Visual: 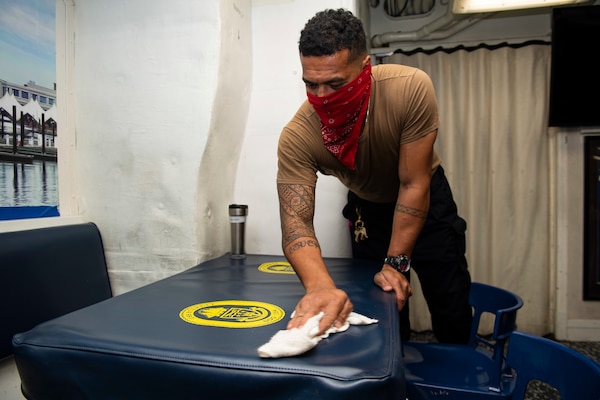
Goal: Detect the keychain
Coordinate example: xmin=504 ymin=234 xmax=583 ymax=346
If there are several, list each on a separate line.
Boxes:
xmin=354 ymin=207 xmax=368 ymax=243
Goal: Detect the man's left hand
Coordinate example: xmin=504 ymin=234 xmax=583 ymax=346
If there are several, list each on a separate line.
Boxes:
xmin=374 ymin=264 xmax=413 ymax=311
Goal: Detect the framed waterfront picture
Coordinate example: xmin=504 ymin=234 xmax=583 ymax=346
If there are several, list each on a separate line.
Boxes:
xmin=0 ymin=0 xmax=58 ymax=219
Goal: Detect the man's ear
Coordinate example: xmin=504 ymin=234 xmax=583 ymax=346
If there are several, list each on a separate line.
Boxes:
xmin=362 ymin=54 xmax=371 ymax=68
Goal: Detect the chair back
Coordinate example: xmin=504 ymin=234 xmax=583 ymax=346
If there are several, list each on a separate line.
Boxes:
xmin=404 ymin=282 xmax=524 ymax=399
xmin=467 ymin=282 xmax=524 ymax=388
xmin=469 ymin=282 xmax=524 ymax=345
xmin=506 ymin=330 xmax=600 ymax=400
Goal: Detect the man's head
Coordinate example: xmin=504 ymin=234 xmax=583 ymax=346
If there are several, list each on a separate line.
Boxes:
xmin=299 ymin=9 xmax=367 ymax=65
xmin=299 ymin=9 xmax=370 ymax=98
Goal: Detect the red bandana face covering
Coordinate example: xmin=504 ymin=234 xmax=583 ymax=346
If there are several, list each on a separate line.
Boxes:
xmin=307 ymin=64 xmax=372 ymax=170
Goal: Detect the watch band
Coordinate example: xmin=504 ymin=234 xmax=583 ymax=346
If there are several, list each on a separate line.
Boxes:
xmin=383 ymin=255 xmax=411 ymax=272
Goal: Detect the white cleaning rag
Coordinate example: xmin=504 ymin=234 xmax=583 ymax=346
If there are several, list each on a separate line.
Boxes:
xmin=257 ymin=311 xmax=378 ymax=358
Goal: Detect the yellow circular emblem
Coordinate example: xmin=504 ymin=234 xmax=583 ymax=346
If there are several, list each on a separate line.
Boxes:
xmin=257 ymin=261 xmax=296 ymax=274
xmin=179 ymin=300 xmax=285 ymax=328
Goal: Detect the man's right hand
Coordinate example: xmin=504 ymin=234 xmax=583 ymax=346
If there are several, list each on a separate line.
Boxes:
xmin=278 ymin=183 xmax=354 ymax=335
xmin=287 ymin=286 xmax=354 ymax=336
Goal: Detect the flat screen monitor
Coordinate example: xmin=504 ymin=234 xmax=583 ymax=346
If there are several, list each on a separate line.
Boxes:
xmin=549 ymin=5 xmax=600 ymax=127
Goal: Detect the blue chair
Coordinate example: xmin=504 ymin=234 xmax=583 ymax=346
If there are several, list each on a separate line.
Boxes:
xmin=404 ymin=282 xmax=524 ymax=400
xmin=504 ymin=330 xmax=600 ymax=400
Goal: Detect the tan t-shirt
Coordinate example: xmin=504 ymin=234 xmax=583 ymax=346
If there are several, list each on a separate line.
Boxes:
xmin=277 ymin=64 xmax=441 ymax=203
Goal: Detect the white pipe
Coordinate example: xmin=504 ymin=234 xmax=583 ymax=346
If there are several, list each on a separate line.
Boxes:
xmin=371 ymin=7 xmax=490 ymax=47
xmin=427 ymin=13 xmax=491 ymax=39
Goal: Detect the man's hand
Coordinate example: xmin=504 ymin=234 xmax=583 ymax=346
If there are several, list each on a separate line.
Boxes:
xmin=374 ymin=264 xmax=413 ymax=311
xmin=287 ymin=286 xmax=353 ymax=336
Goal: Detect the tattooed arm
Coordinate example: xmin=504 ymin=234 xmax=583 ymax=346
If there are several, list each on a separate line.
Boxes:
xmin=278 ymin=183 xmax=353 ymax=334
xmin=373 ymin=131 xmax=437 ymax=310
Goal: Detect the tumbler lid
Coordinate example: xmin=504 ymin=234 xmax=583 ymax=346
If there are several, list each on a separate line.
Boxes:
xmin=229 ymin=204 xmax=248 ymax=216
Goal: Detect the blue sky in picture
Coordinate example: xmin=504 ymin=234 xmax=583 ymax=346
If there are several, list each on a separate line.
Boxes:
xmin=0 ymin=0 xmax=55 ymax=89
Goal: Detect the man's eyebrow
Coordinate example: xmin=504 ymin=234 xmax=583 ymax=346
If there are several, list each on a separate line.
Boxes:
xmin=302 ymin=76 xmax=347 ymax=86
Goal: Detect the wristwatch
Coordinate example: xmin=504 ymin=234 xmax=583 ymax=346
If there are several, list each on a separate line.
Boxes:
xmin=384 ymin=255 xmax=411 ymax=272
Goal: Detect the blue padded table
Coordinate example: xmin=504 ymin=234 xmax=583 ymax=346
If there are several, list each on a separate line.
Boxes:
xmin=12 ymin=254 xmax=404 ymax=399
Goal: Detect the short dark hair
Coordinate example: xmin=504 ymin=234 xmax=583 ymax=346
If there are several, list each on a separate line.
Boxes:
xmin=299 ymin=9 xmax=367 ymax=63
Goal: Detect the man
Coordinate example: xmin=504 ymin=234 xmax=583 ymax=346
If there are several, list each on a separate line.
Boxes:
xmin=277 ymin=8 xmax=472 ymax=343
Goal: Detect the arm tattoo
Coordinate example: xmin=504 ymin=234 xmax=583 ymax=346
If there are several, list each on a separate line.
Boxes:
xmin=288 ymin=239 xmax=320 ymax=254
xmin=278 ymin=184 xmax=320 ymax=252
xmin=395 ymin=203 xmax=427 ymax=219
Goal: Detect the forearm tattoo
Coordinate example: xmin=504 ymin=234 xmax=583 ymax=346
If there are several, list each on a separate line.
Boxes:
xmin=278 ymin=184 xmax=320 ymax=253
xmin=395 ymin=203 xmax=427 ymax=219
xmin=288 ymin=239 xmax=320 ymax=254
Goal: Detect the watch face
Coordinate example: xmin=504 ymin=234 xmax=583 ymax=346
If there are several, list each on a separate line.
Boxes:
xmin=385 ymin=256 xmax=411 ymax=272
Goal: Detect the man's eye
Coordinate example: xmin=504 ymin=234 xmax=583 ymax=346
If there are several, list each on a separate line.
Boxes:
xmin=305 ymin=83 xmax=317 ymax=89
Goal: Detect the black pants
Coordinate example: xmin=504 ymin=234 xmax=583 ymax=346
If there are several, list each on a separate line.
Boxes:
xmin=342 ymin=166 xmax=473 ymax=344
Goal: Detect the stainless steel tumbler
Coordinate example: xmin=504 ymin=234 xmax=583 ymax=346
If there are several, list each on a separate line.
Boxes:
xmin=229 ymin=204 xmax=248 ymax=259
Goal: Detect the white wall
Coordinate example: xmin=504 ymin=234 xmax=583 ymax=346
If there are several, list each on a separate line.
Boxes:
xmin=63 ymin=0 xmax=253 ymax=294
